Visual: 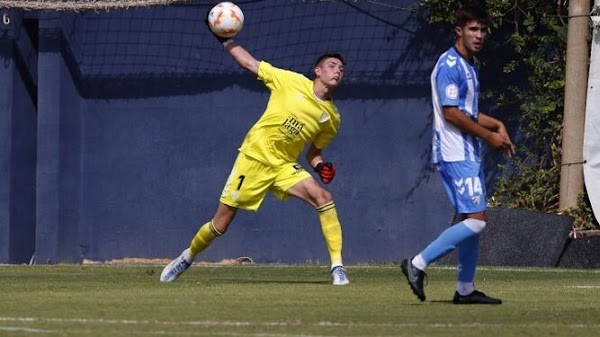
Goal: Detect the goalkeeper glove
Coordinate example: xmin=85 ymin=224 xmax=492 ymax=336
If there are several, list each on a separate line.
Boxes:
xmin=314 ymin=162 xmax=336 ymax=184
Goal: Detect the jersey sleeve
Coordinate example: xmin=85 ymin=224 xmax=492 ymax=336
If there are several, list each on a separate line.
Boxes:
xmin=312 ymin=108 xmax=341 ymax=150
xmin=436 ymin=60 xmax=462 ymax=107
xmin=257 ymin=61 xmax=299 ymax=92
xmin=257 ymin=61 xmax=276 ymax=89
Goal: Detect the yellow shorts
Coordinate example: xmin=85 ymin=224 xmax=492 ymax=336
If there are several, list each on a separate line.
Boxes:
xmin=219 ymin=152 xmax=312 ymax=211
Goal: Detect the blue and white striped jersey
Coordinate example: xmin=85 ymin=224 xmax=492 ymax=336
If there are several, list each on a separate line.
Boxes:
xmin=431 ymin=47 xmax=481 ymax=163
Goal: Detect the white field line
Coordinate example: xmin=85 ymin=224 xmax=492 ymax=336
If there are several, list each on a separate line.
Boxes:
xmin=1 ymin=317 xmax=600 ymax=330
xmin=566 ymin=285 xmax=600 ymax=288
xmin=428 ymin=265 xmax=600 ymax=273
xmin=0 ymin=326 xmax=52 ymax=333
xmin=153 ymin=333 xmax=409 ymax=337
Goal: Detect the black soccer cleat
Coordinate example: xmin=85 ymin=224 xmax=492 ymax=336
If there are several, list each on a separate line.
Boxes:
xmin=400 ymin=258 xmax=426 ymax=302
xmin=452 ymin=290 xmax=502 ymax=305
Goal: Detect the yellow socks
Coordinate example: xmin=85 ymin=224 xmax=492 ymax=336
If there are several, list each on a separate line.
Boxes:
xmin=317 ymin=201 xmax=343 ymax=267
xmin=188 ymin=208 xmax=342 ymax=266
xmin=189 ymin=220 xmax=223 ymax=259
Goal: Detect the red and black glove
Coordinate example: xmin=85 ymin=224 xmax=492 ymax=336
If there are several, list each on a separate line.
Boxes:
xmin=314 ymin=162 xmax=336 ymax=184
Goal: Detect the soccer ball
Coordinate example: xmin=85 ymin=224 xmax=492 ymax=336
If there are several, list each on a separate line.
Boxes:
xmin=207 ymin=2 xmax=244 ymax=38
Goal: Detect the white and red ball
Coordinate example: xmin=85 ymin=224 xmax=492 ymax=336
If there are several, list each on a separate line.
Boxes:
xmin=207 ymin=2 xmax=244 ymax=38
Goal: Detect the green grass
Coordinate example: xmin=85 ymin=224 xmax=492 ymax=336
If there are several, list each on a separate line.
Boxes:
xmin=1 ymin=264 xmax=599 ymax=336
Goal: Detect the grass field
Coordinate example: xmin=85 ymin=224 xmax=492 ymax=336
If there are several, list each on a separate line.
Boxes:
xmin=1 ymin=264 xmax=599 ymax=337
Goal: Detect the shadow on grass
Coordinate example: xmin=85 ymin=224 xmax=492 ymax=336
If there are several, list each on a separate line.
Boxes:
xmin=209 ymin=278 xmax=330 ymax=285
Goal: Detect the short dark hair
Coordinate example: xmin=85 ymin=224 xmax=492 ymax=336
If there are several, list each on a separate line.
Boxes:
xmin=314 ymin=52 xmax=345 ymax=68
xmin=455 ymin=4 xmax=490 ymax=28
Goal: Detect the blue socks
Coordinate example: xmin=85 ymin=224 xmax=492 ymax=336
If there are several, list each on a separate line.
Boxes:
xmin=456 ymin=233 xmax=479 ymax=282
xmin=412 ymin=219 xmax=485 ymax=290
xmin=420 ymin=221 xmax=478 ymax=268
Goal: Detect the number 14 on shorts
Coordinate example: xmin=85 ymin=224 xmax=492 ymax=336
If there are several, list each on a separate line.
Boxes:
xmin=454 ymin=176 xmax=482 ymax=197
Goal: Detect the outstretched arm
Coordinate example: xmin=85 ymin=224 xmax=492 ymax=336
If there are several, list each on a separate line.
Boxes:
xmin=222 ymin=40 xmax=260 ymax=76
xmin=205 ymin=6 xmax=259 ymax=76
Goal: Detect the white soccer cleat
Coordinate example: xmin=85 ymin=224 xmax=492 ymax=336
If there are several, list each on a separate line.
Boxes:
xmin=331 ymin=266 xmax=350 ymax=286
xmin=160 ymin=248 xmax=192 ymax=283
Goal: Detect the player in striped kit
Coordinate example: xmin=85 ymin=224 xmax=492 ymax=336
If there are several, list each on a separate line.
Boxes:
xmin=401 ymin=5 xmax=514 ymax=304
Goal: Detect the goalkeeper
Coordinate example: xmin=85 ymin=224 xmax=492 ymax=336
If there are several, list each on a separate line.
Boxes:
xmin=160 ymin=15 xmax=349 ymax=285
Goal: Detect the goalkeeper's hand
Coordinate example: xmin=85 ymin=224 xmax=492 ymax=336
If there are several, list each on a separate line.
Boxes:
xmin=314 ymin=162 xmax=336 ymax=184
xmin=205 ymin=10 xmax=231 ymax=44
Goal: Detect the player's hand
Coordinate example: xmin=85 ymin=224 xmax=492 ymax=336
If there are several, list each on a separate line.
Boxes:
xmin=486 ymin=132 xmax=515 ymax=158
xmin=314 ymin=162 xmax=336 ymax=184
xmin=497 ymin=125 xmax=516 ymax=158
xmin=205 ymin=9 xmax=231 ymax=44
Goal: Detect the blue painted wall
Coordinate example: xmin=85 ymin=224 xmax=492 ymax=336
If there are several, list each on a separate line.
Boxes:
xmin=9 ymin=44 xmax=37 ymax=264
xmin=1 ymin=11 xmax=37 ymax=263
xmin=1 ymin=2 xmax=509 ymax=264
xmin=34 ymin=17 xmax=83 ymax=264
xmin=77 ymin=92 xmax=453 ymax=263
xmin=0 ymin=40 xmax=14 ymax=263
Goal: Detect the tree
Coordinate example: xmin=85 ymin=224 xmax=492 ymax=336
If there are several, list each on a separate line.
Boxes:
xmin=415 ymin=0 xmax=598 ymax=229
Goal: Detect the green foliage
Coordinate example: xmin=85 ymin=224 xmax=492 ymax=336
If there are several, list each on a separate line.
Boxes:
xmin=417 ymin=0 xmax=598 ymax=229
xmin=490 ymin=145 xmax=561 ymax=213
xmin=562 ymin=189 xmax=600 ymax=230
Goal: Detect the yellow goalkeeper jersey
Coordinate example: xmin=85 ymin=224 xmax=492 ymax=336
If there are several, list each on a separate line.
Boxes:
xmin=238 ymin=61 xmax=341 ymax=167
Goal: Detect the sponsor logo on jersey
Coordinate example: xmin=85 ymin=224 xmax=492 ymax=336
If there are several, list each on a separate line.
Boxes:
xmin=280 ymin=115 xmax=305 ymax=138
